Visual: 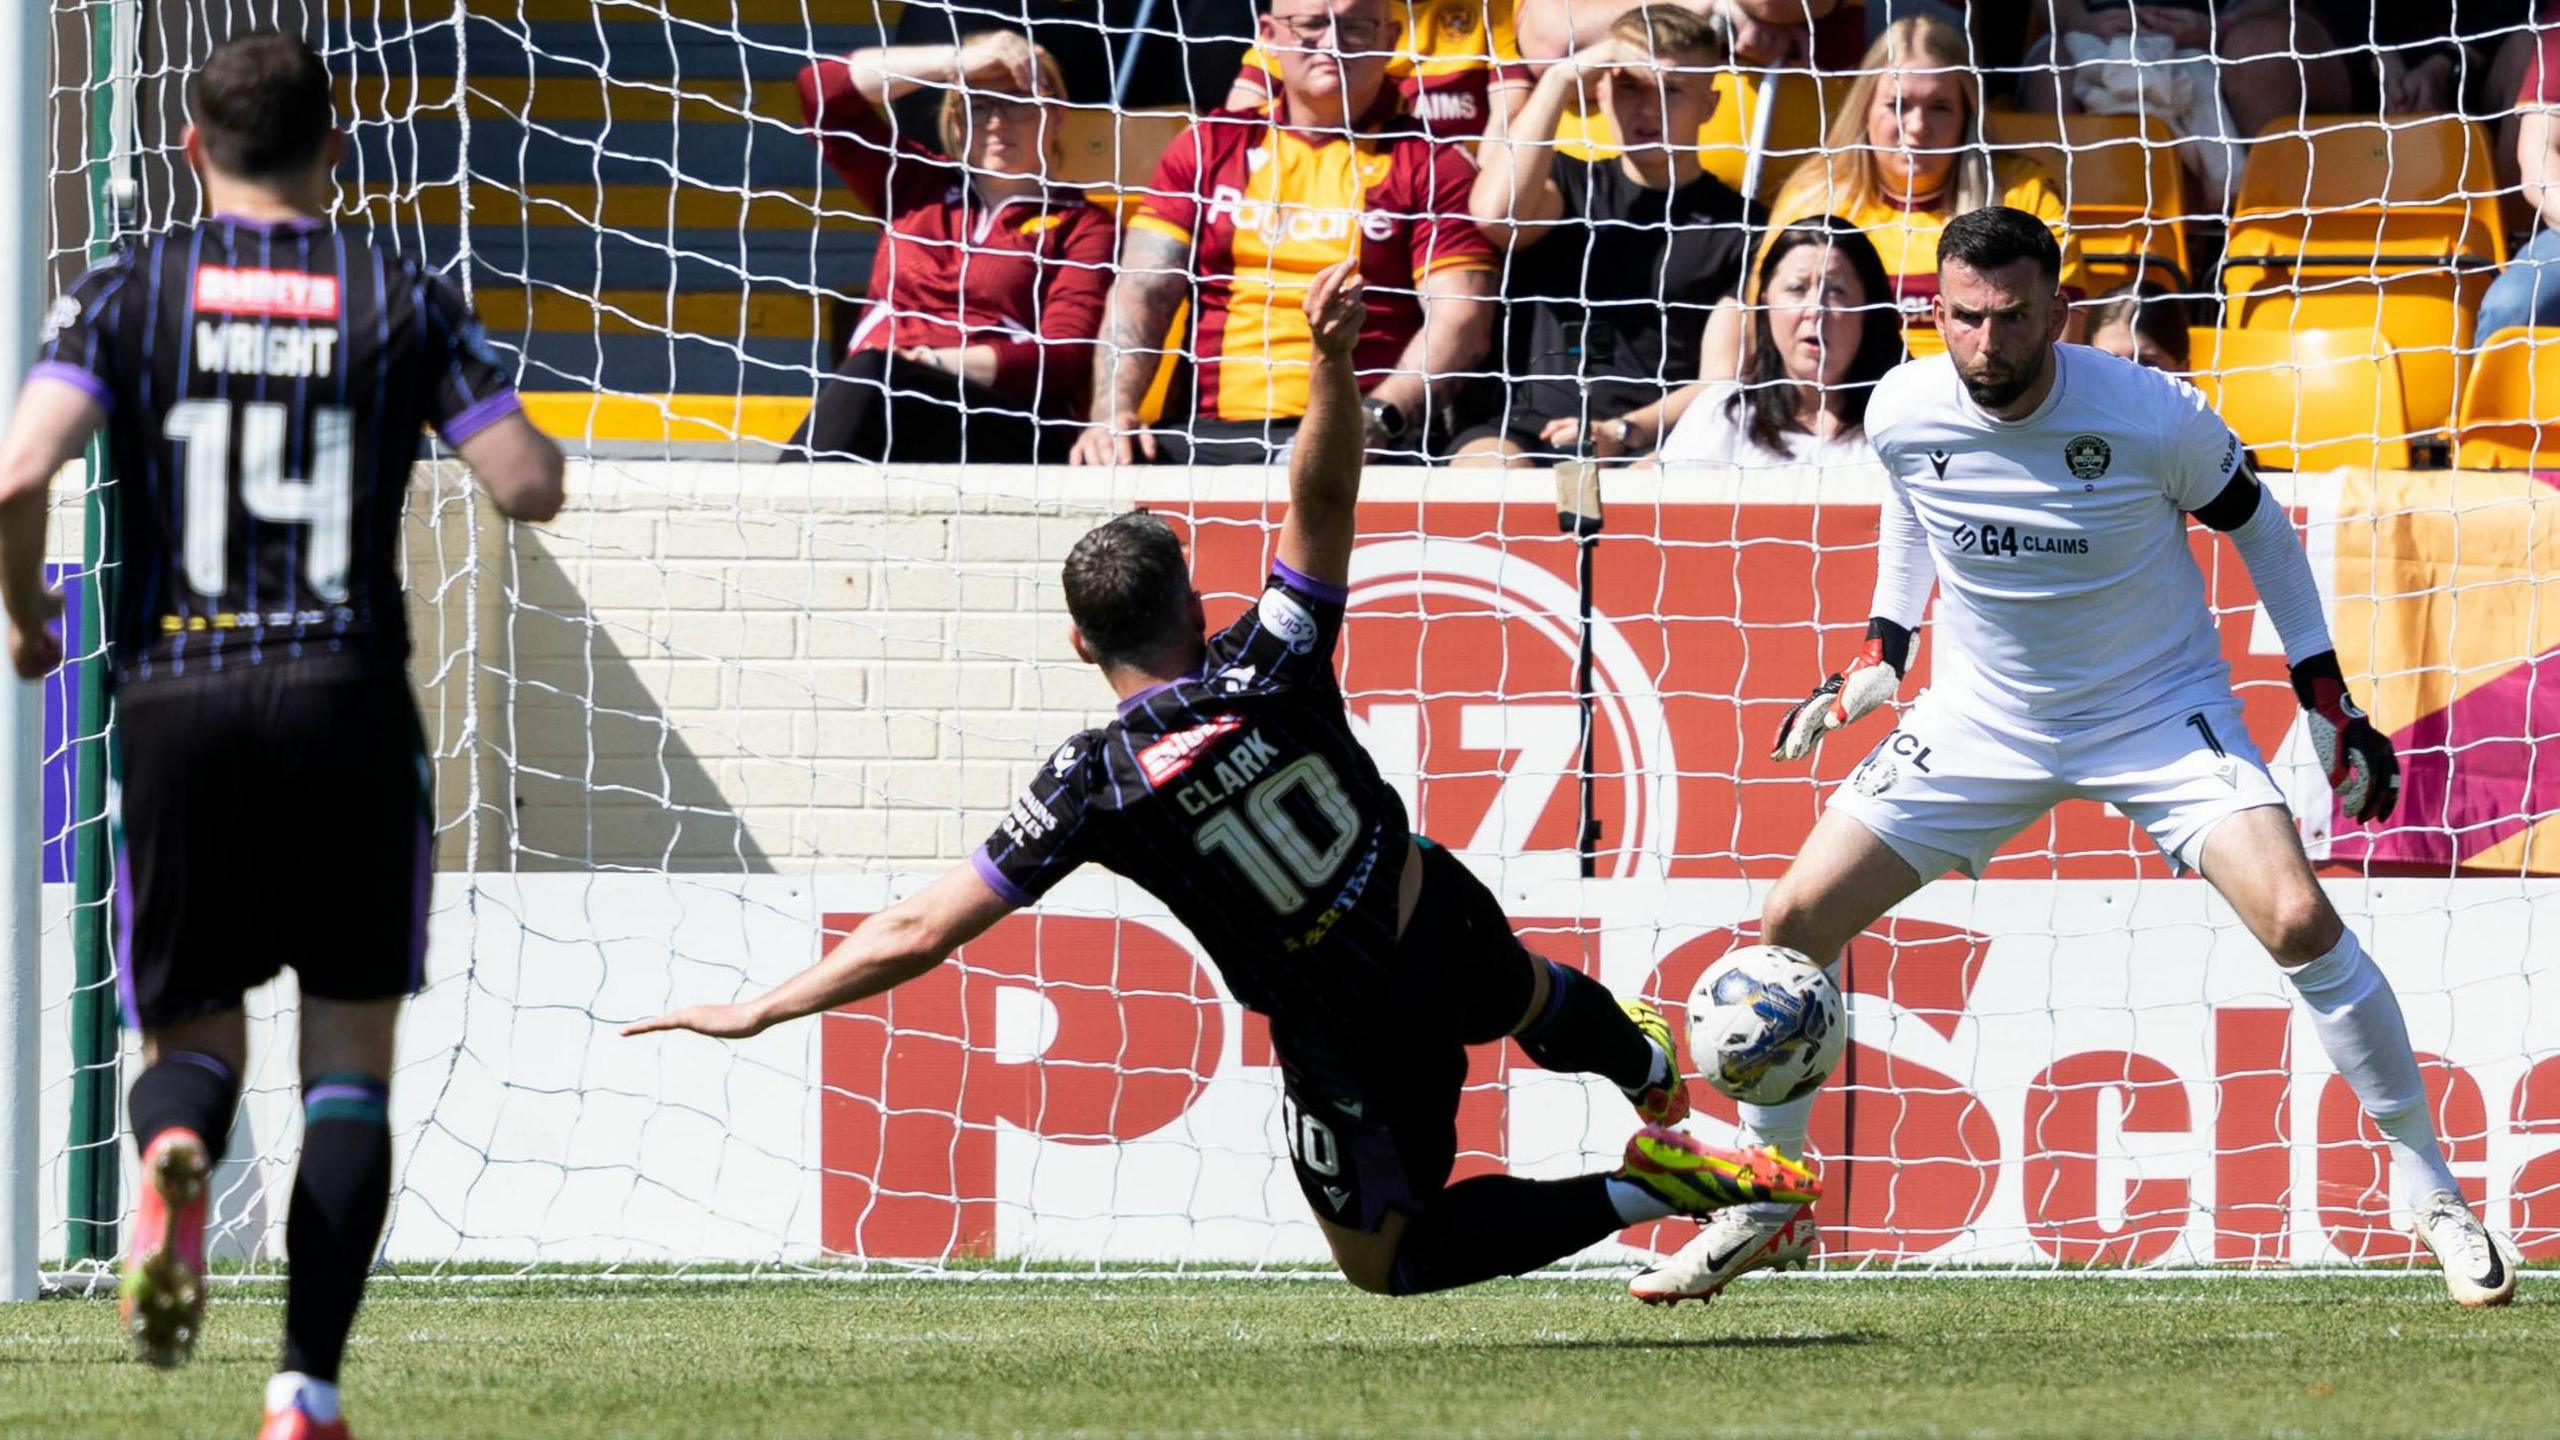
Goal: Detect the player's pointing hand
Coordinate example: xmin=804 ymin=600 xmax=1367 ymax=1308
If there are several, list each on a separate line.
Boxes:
xmin=623 ymin=1001 xmax=772 ymax=1041
xmin=1304 ymin=258 xmax=1365 ymax=359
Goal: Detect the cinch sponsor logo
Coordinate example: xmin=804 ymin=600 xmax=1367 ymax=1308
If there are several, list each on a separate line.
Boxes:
xmin=1205 ymin=184 xmax=1396 ymax=245
xmin=192 ymin=266 xmax=340 ymax=321
xmin=1138 ymin=716 xmax=1243 ymax=788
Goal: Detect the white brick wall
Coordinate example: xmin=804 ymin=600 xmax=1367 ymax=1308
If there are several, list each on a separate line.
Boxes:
xmin=43 ymin=459 xmax=1910 ymax=876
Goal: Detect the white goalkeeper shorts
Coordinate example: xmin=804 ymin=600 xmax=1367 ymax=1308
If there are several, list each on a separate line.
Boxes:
xmin=1825 ymin=686 xmax=2288 ymax=881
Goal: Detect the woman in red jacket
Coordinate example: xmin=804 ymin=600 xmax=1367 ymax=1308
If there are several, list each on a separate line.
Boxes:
xmin=792 ymin=33 xmax=1117 ymax=462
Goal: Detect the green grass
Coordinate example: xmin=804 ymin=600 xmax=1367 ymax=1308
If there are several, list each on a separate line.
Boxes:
xmin=5 ymin=1275 xmax=2555 ymax=1438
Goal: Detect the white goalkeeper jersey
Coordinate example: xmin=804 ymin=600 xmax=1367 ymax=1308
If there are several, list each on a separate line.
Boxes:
xmin=1865 ymin=344 xmax=2249 ymax=726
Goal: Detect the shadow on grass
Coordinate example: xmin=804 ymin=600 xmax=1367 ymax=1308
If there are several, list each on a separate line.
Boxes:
xmin=1483 ymin=1330 xmax=1876 ymax=1352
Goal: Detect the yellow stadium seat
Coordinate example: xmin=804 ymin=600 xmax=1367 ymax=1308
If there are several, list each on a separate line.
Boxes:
xmin=2222 ymin=114 xmax=2505 ymax=309
xmin=1055 ymin=107 xmax=1195 ymax=201
xmin=2190 ymin=326 xmax=2414 ymax=471
xmin=2454 ymin=327 xmax=2560 ymax=469
xmin=1556 ymin=69 xmax=1849 ymax=202
xmin=1982 ymin=111 xmax=2190 ymax=285
xmin=2223 ymin=271 xmax=2484 ymax=435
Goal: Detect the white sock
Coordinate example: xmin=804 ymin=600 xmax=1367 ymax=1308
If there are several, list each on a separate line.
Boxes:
xmin=1606 ymin=1176 xmax=1676 ymax=1225
xmin=1735 ymin=1091 xmax=1821 ymax=1224
xmin=268 ymin=1372 xmax=340 ymax=1423
xmin=2284 ymin=929 xmax=2462 ymax=1205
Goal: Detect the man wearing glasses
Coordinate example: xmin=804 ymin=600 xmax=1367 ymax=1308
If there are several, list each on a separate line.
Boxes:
xmin=1071 ymin=0 xmax=1498 ymax=467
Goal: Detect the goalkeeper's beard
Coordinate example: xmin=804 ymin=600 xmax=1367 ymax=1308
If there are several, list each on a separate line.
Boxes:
xmin=1957 ymin=346 xmax=2048 ymax=412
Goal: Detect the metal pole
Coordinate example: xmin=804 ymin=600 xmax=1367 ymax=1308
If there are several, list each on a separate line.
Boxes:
xmin=1553 ymin=461 xmax=1604 ymax=880
xmin=65 ymin=0 xmax=125 ymax=1267
xmin=0 ymin=0 xmax=53 ymax=1302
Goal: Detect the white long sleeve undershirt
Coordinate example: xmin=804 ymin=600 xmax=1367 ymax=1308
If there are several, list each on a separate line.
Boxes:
xmin=2222 ymin=483 xmax=2334 ymax=666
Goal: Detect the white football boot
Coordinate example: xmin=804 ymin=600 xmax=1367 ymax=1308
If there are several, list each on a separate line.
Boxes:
xmin=1628 ymin=1204 xmax=1818 ymax=1307
xmin=2412 ymin=1193 xmax=2520 ymax=1308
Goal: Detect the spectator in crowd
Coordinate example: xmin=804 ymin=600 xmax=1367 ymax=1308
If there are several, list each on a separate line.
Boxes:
xmin=1764 ymin=16 xmax=2089 ymax=357
xmin=1224 ymin=0 xmax=1530 ymax=140
xmin=1516 ymin=0 xmax=1858 ymax=70
xmin=1459 ymin=6 xmax=1751 ymax=466
xmin=2479 ymin=12 xmax=2560 ymax=340
xmin=885 ymin=0 xmax=1258 ymax=146
xmin=1653 ymin=216 xmax=1901 ymax=465
xmin=2084 ymin=277 xmax=2190 ymax=371
xmin=1072 ymin=0 xmax=1498 ymax=466
xmin=2019 ymin=2 xmax=2350 ymax=151
xmin=790 ymin=35 xmax=1118 ymax=463
xmin=2024 ymin=3 xmax=2534 ymax=201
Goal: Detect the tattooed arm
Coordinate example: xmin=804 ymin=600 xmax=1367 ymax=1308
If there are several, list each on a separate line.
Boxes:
xmin=1070 ymin=227 xmax=1191 ymax=466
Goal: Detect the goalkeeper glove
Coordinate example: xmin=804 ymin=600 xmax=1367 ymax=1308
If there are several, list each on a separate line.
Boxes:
xmin=2290 ymin=651 xmax=2399 ymax=824
xmin=1772 ymin=621 xmax=1909 ymax=763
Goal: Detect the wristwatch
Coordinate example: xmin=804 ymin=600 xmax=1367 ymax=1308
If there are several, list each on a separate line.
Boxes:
xmin=1363 ymin=399 xmax=1409 ymax=445
xmin=1607 ymin=417 xmax=1637 ymax=451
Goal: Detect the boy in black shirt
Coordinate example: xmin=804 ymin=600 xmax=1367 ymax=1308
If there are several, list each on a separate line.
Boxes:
xmin=1461 ymin=5 xmax=1751 ymax=464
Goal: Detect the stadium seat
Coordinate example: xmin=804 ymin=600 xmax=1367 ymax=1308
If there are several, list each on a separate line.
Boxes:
xmin=2220 ymin=116 xmax=2505 ymax=387
xmin=2223 ymin=273 xmax=2483 ymax=435
xmin=2189 ymin=326 xmax=2414 ymax=471
xmin=1055 ymin=106 xmax=1194 ymax=200
xmin=1981 ymin=111 xmax=2189 ymax=286
xmin=2224 ymin=113 xmax=2506 ymax=269
xmin=2454 ymin=327 xmax=2560 ymax=469
xmin=1556 ymin=69 xmax=1849 ymax=202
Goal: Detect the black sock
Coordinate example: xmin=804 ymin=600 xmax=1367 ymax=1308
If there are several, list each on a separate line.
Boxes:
xmin=1513 ymin=961 xmax=1657 ymax=1094
xmin=1386 ymin=1174 xmax=1625 ymax=1295
xmin=127 ymin=1051 xmax=240 ymax=1165
xmin=281 ymin=1072 xmax=392 ymax=1382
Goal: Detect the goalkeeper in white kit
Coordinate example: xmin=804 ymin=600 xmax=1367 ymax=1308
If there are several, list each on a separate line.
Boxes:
xmin=1635 ymin=206 xmax=2520 ymax=1309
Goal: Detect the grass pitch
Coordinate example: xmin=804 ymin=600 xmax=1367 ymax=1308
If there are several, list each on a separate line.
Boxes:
xmin=4 ymin=1273 xmax=2552 ymax=1438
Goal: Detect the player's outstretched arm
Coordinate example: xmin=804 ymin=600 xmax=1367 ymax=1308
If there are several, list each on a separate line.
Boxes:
xmin=0 ymin=376 xmax=104 ymax=679
xmin=1274 ymin=258 xmax=1368 ymax=591
xmin=622 ymin=862 xmax=1015 ymax=1040
xmin=455 ymin=411 xmax=566 ymax=523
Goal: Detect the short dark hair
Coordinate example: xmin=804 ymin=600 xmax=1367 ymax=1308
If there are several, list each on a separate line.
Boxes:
xmin=190 ymin=30 xmax=334 ymax=180
xmin=1937 ymin=205 xmax=2063 ymax=289
xmin=1061 ymin=511 xmax=1195 ymax=668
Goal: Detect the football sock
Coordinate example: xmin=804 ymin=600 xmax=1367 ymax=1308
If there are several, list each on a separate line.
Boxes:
xmin=1385 ymin=1175 xmax=1626 ymax=1295
xmin=127 ymin=1050 xmax=240 ymax=1165
xmin=1735 ymin=1092 xmax=1821 ymax=1224
xmin=267 ymin=1372 xmax=341 ymax=1424
xmin=1513 ymin=960 xmax=1656 ymax=1094
xmin=281 ymin=1073 xmax=393 ymax=1383
xmin=2284 ymin=930 xmax=2464 ymax=1204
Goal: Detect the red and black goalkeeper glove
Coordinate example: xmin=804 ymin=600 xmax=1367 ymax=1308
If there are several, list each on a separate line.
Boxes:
xmin=2291 ymin=651 xmax=2399 ymax=825
xmin=1772 ymin=620 xmax=1910 ymax=763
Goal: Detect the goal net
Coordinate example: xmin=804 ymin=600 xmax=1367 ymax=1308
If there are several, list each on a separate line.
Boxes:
xmin=30 ymin=0 xmax=2560 ymax=1278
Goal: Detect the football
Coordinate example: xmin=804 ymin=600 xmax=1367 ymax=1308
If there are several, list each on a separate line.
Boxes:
xmin=1686 ymin=945 xmax=1848 ymax=1105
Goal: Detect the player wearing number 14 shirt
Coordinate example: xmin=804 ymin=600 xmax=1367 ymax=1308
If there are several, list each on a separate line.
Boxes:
xmin=0 ymin=32 xmax=564 ymax=1440
xmin=1631 ymin=207 xmax=2519 ymax=1310
xmin=628 ymin=259 xmax=1818 ymax=1295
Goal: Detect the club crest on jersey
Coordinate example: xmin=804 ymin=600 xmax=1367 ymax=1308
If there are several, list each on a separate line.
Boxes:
xmin=2063 ymin=433 xmax=2112 ymax=481
xmin=39 ymin=293 xmax=79 ymax=343
xmin=1138 ymin=716 xmax=1243 ymax=788
xmin=1258 ymin=586 xmax=1321 ymax=654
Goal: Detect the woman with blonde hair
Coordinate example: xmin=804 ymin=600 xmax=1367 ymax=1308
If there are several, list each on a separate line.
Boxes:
xmin=1754 ymin=15 xmax=2088 ymax=361
xmin=791 ymin=32 xmax=1118 ymax=462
